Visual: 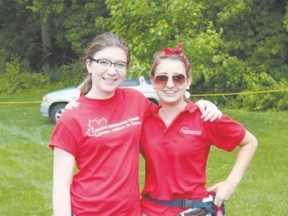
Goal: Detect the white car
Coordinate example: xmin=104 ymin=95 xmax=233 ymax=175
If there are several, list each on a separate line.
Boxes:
xmin=40 ymin=76 xmax=159 ymax=124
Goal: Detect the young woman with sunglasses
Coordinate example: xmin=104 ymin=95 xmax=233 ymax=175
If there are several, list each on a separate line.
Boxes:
xmin=140 ymin=44 xmax=258 ymax=216
xmin=49 ymin=32 xmax=222 ymax=216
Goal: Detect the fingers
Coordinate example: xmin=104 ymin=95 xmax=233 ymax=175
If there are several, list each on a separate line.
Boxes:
xmin=210 ymin=182 xmax=233 ymax=207
xmin=207 ymin=183 xmax=224 ymax=207
xmin=65 ymin=100 xmax=80 ymax=110
xmin=202 ymin=110 xmax=216 ymax=122
xmin=201 ymin=106 xmax=222 ymax=122
xmin=196 ymin=101 xmax=206 ymax=115
xmin=213 ymin=194 xmax=225 ymax=207
xmin=206 ymin=184 xmax=216 ymax=192
xmin=195 ymin=99 xmax=222 ymax=122
xmin=208 ymin=110 xmax=222 ymax=122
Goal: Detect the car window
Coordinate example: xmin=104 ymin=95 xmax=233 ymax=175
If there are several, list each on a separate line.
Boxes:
xmin=145 ymin=79 xmax=151 ymax=84
xmin=120 ymin=77 xmax=140 ymax=87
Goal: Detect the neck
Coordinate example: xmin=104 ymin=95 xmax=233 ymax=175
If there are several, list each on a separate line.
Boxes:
xmin=159 ymin=101 xmax=187 ymax=126
xmin=85 ymin=87 xmax=116 ymax=99
xmin=160 ymin=100 xmax=186 ymax=113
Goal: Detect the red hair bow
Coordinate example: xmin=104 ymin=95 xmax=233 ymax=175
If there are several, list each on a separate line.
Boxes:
xmin=162 ymin=43 xmax=191 ymax=71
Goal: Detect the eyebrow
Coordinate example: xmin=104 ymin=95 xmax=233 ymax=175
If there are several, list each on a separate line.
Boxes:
xmin=96 ymin=58 xmax=127 ymax=63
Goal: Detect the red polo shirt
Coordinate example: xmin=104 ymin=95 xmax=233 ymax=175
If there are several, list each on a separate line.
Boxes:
xmin=140 ymin=101 xmax=246 ymax=216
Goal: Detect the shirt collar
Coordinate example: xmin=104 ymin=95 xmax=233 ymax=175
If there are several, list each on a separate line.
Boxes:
xmin=149 ymin=101 xmax=199 ymax=117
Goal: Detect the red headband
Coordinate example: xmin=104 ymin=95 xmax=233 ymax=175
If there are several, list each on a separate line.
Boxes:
xmin=162 ymin=43 xmax=191 ymax=71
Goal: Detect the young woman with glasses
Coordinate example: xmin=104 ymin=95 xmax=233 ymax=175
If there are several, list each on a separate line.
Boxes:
xmin=140 ymin=44 xmax=258 ymax=216
xmin=49 ymin=32 xmax=222 ymax=216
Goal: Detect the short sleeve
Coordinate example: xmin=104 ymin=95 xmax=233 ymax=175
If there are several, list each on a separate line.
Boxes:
xmin=49 ymin=119 xmax=78 ymax=156
xmin=204 ymin=115 xmax=246 ymax=152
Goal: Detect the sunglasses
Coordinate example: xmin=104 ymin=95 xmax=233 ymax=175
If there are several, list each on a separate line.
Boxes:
xmin=154 ymin=74 xmax=186 ymax=86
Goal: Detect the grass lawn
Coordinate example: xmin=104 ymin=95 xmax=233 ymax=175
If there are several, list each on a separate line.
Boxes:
xmin=0 ymin=94 xmax=287 ymax=215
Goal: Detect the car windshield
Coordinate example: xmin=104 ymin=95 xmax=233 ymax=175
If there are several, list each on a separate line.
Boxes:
xmin=120 ymin=77 xmax=140 ymax=87
xmin=146 ymin=79 xmax=151 ymax=84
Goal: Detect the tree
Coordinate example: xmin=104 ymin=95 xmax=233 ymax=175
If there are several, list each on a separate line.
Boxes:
xmin=0 ymin=0 xmax=42 ymax=70
xmin=0 ymin=0 xmax=108 ymax=70
xmin=0 ymin=0 xmax=287 ymax=109
xmin=27 ymin=0 xmax=65 ymax=67
xmin=97 ymin=0 xmax=248 ymax=94
xmin=97 ymin=0 xmax=224 ymax=78
xmin=97 ymin=0 xmax=288 ymax=109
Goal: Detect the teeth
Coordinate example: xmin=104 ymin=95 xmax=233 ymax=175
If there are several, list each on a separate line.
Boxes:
xmin=164 ymin=90 xmax=177 ymax=94
xmin=104 ymin=78 xmax=117 ymax=82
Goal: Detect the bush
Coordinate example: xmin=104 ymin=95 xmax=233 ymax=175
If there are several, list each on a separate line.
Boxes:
xmin=235 ymin=73 xmax=288 ymax=110
xmin=0 ymin=58 xmax=50 ymax=95
xmin=44 ymin=63 xmax=84 ymax=88
xmin=0 ymin=58 xmax=84 ymax=95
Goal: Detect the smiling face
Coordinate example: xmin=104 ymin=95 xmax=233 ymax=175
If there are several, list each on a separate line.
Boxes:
xmin=151 ymin=58 xmax=192 ymax=106
xmin=85 ymin=46 xmax=128 ymax=99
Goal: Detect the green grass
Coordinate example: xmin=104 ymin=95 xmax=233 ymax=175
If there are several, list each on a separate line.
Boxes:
xmin=0 ymin=94 xmax=287 ymax=215
xmin=204 ymin=109 xmax=288 ymax=215
xmin=0 ymin=94 xmax=54 ymax=215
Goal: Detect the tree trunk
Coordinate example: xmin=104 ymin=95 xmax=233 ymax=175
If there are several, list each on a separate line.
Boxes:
xmin=41 ymin=0 xmax=53 ymax=67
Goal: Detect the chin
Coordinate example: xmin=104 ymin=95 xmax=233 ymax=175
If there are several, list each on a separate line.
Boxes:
xmin=99 ymin=84 xmax=118 ymax=94
xmin=161 ymin=98 xmax=179 ymax=104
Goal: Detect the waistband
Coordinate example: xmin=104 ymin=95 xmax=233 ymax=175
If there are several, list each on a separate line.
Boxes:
xmin=144 ymin=194 xmax=224 ymax=216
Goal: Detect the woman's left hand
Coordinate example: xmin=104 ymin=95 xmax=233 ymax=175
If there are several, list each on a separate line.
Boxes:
xmin=195 ymin=99 xmax=222 ymax=122
xmin=207 ymin=180 xmax=237 ymax=207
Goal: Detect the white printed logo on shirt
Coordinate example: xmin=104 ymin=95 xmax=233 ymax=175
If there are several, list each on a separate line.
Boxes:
xmin=180 ymin=127 xmax=202 ymax=135
xmin=86 ymin=116 xmax=141 ymax=137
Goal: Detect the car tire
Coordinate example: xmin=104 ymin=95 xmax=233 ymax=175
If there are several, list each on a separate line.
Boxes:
xmin=50 ymin=103 xmax=67 ymax=124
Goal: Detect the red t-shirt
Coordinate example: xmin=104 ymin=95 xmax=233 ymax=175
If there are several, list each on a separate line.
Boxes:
xmin=49 ymin=88 xmax=153 ymax=216
xmin=140 ymin=101 xmax=246 ymax=216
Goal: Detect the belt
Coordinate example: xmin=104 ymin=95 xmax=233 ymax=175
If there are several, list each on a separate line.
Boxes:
xmin=144 ymin=194 xmax=219 ymax=215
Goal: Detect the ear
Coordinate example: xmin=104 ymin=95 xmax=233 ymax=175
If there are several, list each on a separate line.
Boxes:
xmin=86 ymin=59 xmax=92 ymax=74
xmin=186 ymin=76 xmax=192 ymax=90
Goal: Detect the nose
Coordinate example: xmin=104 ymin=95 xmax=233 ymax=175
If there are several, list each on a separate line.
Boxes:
xmin=165 ymin=77 xmax=175 ymax=87
xmin=106 ymin=64 xmax=117 ymax=75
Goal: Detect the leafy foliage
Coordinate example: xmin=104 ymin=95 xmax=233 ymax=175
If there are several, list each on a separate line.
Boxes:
xmin=99 ymin=0 xmax=220 ymax=75
xmin=0 ymin=58 xmax=49 ymax=94
xmin=0 ymin=0 xmax=287 ymax=110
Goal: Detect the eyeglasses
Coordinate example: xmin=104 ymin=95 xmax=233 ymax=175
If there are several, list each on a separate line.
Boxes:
xmin=90 ymin=58 xmax=128 ymax=71
xmin=154 ymin=74 xmax=186 ymax=86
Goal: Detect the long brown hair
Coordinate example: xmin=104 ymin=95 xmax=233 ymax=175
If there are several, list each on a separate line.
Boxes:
xmin=80 ymin=32 xmax=131 ymax=95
